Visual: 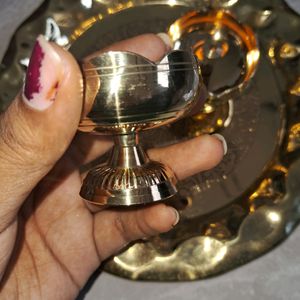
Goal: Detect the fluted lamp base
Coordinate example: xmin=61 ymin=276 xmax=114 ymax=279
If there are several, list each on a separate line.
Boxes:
xmin=80 ymin=133 xmax=178 ymax=206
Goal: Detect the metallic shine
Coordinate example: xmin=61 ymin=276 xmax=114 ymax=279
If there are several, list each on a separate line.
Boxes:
xmin=1 ymin=0 xmax=300 ymax=282
xmin=79 ymin=50 xmax=203 ymax=205
xmin=167 ymin=10 xmax=259 ymax=134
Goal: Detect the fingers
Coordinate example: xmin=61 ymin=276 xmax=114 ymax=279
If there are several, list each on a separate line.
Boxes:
xmin=73 ymin=33 xmax=172 ymax=165
xmin=93 ymin=204 xmax=179 ymax=260
xmin=0 ymin=36 xmax=83 ymax=229
xmin=148 ymin=134 xmax=226 ymax=180
xmin=91 ymin=134 xmax=226 ymax=260
xmin=86 ymin=33 xmax=172 ymax=62
xmin=80 ymin=134 xmax=226 ymax=182
xmin=89 ymin=134 xmax=226 ymax=260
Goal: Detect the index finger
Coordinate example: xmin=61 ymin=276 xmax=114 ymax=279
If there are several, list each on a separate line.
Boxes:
xmin=85 ymin=33 xmax=172 ymax=62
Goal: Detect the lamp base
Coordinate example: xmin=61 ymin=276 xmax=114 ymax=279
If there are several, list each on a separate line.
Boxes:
xmin=80 ymin=134 xmax=178 ymax=206
xmin=80 ymin=161 xmax=177 ymax=206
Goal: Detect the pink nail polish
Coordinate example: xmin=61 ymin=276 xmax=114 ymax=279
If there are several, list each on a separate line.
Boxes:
xmin=23 ymin=36 xmax=62 ymax=111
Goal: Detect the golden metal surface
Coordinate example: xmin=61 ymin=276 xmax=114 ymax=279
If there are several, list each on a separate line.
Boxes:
xmin=290 ymin=77 xmax=300 ymax=97
xmin=1 ymin=0 xmax=300 ymax=281
xmin=79 ymin=50 xmax=203 ymax=205
xmin=280 ymin=43 xmax=300 ymax=60
xmin=167 ymin=9 xmax=259 ymax=134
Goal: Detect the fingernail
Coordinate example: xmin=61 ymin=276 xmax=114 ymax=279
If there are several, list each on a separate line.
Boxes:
xmin=156 ymin=32 xmax=173 ymax=50
xmin=23 ymin=35 xmax=63 ymax=111
xmin=171 ymin=207 xmax=180 ymax=226
xmin=212 ymin=133 xmax=228 ymax=155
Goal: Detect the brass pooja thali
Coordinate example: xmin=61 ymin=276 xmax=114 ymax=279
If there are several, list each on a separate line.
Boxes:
xmin=1 ymin=0 xmax=300 ymax=281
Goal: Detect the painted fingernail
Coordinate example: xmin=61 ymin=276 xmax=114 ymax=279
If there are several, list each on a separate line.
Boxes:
xmin=171 ymin=207 xmax=180 ymax=226
xmin=212 ymin=133 xmax=228 ymax=155
xmin=156 ymin=32 xmax=173 ymax=50
xmin=23 ymin=35 xmax=63 ymax=111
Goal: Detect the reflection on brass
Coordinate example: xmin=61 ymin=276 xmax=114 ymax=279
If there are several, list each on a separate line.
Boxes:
xmin=290 ymin=77 xmax=300 ymax=97
xmin=241 ymin=8 xmax=276 ymax=29
xmin=177 ymin=99 xmax=232 ymax=135
xmin=268 ymin=39 xmax=278 ymax=65
xmin=287 ymin=123 xmax=300 ymax=153
xmin=1 ymin=0 xmax=300 ymax=282
xmin=280 ymin=43 xmax=300 ymax=60
xmin=79 ymin=50 xmax=203 ymax=205
xmin=250 ymin=9 xmax=275 ymax=28
xmin=168 ymin=10 xmax=259 ymax=103
xmin=168 ymin=10 xmax=259 ymax=134
xmin=207 ymin=0 xmax=239 ymax=9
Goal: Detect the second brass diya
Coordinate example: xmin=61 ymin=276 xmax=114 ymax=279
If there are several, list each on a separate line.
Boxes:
xmin=169 ymin=10 xmax=259 ymax=106
xmin=168 ymin=10 xmax=260 ymax=134
xmin=79 ymin=50 xmax=203 ymax=205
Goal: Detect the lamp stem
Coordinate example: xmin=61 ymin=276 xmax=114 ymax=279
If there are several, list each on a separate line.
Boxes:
xmin=109 ymin=133 xmax=150 ymax=168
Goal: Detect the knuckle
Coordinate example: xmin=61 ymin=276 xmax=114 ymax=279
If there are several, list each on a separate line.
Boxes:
xmin=136 ymin=211 xmax=158 ymax=237
xmin=114 ymin=216 xmax=131 ymax=244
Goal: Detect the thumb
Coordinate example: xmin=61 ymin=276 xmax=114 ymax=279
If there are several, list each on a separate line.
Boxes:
xmin=0 ymin=36 xmax=83 ymax=227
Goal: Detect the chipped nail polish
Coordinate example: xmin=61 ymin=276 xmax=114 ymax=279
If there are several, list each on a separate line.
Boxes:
xmin=23 ymin=36 xmax=62 ymax=111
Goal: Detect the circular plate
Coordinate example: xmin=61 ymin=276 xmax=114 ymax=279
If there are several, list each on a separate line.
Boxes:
xmin=69 ymin=4 xmax=283 ymax=218
xmin=67 ymin=3 xmax=287 ymax=280
xmin=2 ymin=0 xmax=300 ymax=281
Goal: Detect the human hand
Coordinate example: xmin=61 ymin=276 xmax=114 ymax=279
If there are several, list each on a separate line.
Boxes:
xmin=0 ymin=33 xmax=226 ymax=299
